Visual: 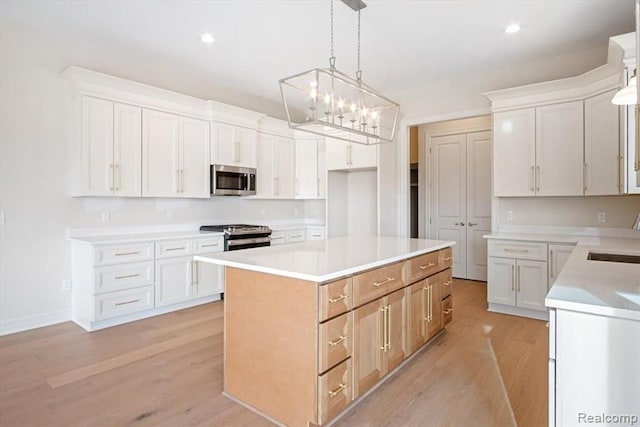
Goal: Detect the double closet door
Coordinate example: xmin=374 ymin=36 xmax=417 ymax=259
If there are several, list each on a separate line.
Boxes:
xmin=429 ymin=131 xmax=491 ymax=281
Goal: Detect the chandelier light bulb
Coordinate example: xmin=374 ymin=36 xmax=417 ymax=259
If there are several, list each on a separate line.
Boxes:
xmin=350 ymin=103 xmax=356 ymax=112
xmin=310 ymin=88 xmax=317 ymax=99
xmin=338 ymin=99 xmax=345 ymax=110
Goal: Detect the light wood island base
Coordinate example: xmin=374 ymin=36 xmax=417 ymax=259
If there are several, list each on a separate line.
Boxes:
xmin=222 ymin=247 xmax=454 ymax=426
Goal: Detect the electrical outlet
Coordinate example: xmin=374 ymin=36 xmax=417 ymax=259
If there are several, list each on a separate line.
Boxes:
xmin=101 ymin=211 xmax=110 ymax=223
xmin=506 ymin=211 xmax=514 ymax=221
xmin=62 ymin=279 xmax=72 ymax=291
xmin=597 ymin=212 xmax=606 ymax=223
xmin=166 ymin=210 xmax=173 ymax=220
xmin=0 ymin=211 xmax=5 ymax=224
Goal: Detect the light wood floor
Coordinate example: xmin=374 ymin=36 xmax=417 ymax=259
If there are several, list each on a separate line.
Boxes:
xmin=0 ymin=280 xmax=548 ymax=427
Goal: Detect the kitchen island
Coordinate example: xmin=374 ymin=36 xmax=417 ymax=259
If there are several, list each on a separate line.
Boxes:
xmin=195 ymin=236 xmax=455 ymax=426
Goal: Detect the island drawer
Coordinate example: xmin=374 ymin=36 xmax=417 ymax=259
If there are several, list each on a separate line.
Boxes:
xmin=94 ymin=261 xmax=154 ymax=294
xmin=156 ymin=239 xmax=193 ymax=259
xmin=319 ymin=278 xmax=352 ymax=322
xmin=440 ymin=269 xmax=453 ymax=300
xmin=405 ymin=251 xmax=440 ymax=284
xmin=94 ymin=285 xmax=154 ymax=321
xmin=318 ymin=358 xmax=352 ymax=425
xmin=319 ymin=312 xmax=352 ymax=374
xmin=270 ymin=231 xmax=286 ymax=246
xmin=438 ymin=247 xmax=453 ymax=270
xmin=488 ymin=240 xmax=547 ymax=261
xmin=442 ymin=295 xmax=452 ymax=327
xmin=193 ymin=237 xmax=224 ymax=254
xmin=94 ymin=242 xmax=154 ymax=266
xmin=286 ymin=229 xmax=305 ymax=243
xmin=353 ymin=262 xmax=404 ymax=307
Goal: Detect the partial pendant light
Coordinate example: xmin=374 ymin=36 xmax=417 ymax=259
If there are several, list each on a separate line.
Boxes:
xmin=279 ymin=0 xmax=400 ymax=145
xmin=612 ymin=69 xmax=637 ymax=105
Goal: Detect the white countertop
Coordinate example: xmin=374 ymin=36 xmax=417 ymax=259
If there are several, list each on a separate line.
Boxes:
xmin=69 ymin=230 xmax=224 ymax=244
xmin=195 ymin=236 xmax=455 ymax=283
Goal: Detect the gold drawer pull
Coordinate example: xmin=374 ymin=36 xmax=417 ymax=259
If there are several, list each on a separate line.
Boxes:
xmin=115 ymin=273 xmax=140 ymax=280
xmin=444 ymin=308 xmax=453 ymax=315
xmin=115 ymin=251 xmax=139 ymax=256
xmin=328 ymin=336 xmax=348 ymax=347
xmin=328 ymin=383 xmax=348 ymax=398
xmin=166 ymin=247 xmax=186 ymax=251
xmin=444 ymin=280 xmax=452 ymax=286
xmin=115 ymin=299 xmax=140 ymax=306
xmin=504 ymin=248 xmax=528 ymax=253
xmin=201 ymin=243 xmax=219 ymax=248
xmin=328 ymin=294 xmax=348 ymax=303
xmin=443 ymin=256 xmax=452 ymax=261
xmin=419 ymin=263 xmax=435 ymax=270
xmin=373 ymin=277 xmax=394 ymax=287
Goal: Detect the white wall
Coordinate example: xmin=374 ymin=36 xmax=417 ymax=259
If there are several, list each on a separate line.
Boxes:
xmin=0 ymin=22 xmax=311 ymax=332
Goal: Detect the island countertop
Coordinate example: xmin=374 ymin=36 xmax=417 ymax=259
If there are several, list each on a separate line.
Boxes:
xmin=194 ymin=236 xmax=455 ymax=283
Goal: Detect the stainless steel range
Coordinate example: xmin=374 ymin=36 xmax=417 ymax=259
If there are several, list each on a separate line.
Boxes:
xmin=199 ymin=224 xmax=272 ymax=251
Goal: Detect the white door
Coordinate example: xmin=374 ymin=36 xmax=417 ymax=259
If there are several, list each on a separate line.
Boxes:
xmin=155 ymin=256 xmax=193 ymax=307
xmin=487 ymin=257 xmax=516 ymax=306
xmin=535 ymin=101 xmax=584 ymax=196
xmin=275 ymin=137 xmax=295 ymax=198
xmin=256 ymin=133 xmax=276 ymax=197
xmin=493 ymin=108 xmax=535 ymax=197
xmin=584 ymin=90 xmax=620 ymax=195
xmin=142 ymin=109 xmax=180 ymax=197
xmin=350 ymin=143 xmax=377 ymax=169
xmin=295 ymin=138 xmax=319 ymax=198
xmin=516 ymin=260 xmax=548 ymax=311
xmin=430 ymin=133 xmax=467 ymax=278
xmin=548 ymin=244 xmax=575 ymax=288
xmin=236 ymin=127 xmax=257 ymax=168
xmin=466 ymin=131 xmax=492 ymax=281
xmin=194 ymin=259 xmax=223 ymax=297
xmin=211 ymin=122 xmax=236 ymax=165
xmin=180 ymin=117 xmax=210 ymax=198
xmin=113 ymin=103 xmax=141 ymax=197
xmin=81 ymin=96 xmax=114 ymax=196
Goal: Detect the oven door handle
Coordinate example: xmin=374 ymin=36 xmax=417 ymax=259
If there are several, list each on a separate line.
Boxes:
xmin=227 ymin=237 xmax=271 ymax=247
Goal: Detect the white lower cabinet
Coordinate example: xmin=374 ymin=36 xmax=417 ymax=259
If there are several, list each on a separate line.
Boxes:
xmin=155 ymin=256 xmax=193 ymax=307
xmin=94 ymin=285 xmax=154 ymax=321
xmin=194 ymin=257 xmax=224 ymax=297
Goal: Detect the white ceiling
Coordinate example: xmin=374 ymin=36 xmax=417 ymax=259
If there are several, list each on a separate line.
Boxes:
xmin=0 ymin=0 xmax=635 ymax=119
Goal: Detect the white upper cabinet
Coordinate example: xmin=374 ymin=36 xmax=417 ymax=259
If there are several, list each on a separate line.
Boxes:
xmin=142 ymin=109 xmax=210 ymax=198
xmin=256 ymin=133 xmax=294 ymax=199
xmin=79 ymin=96 xmax=142 ymax=197
xmin=295 ymin=138 xmax=320 ymax=198
xmin=535 ymin=101 xmax=584 ymax=196
xmin=211 ymin=122 xmax=257 ymax=168
xmin=325 ymin=138 xmax=377 ymax=171
xmin=584 ymin=89 xmax=621 ymax=196
xmin=493 ymin=108 xmax=536 ymax=197
xmin=350 ymin=141 xmax=378 ymax=169
xmin=317 ymin=139 xmax=327 ymax=198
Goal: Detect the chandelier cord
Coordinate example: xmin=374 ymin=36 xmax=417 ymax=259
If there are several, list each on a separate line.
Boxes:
xmin=329 ymin=0 xmax=335 ymax=68
xmin=356 ymin=9 xmax=362 ymax=81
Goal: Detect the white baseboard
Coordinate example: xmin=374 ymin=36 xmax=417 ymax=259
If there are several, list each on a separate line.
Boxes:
xmin=0 ymin=310 xmax=71 ymax=336
xmin=488 ymin=303 xmax=549 ymax=321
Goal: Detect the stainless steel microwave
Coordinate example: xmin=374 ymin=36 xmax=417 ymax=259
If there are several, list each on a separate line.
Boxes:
xmin=210 ymin=165 xmax=256 ymax=196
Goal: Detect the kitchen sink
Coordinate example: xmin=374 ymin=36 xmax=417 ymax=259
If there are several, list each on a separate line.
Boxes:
xmin=587 ymin=252 xmax=640 ymax=264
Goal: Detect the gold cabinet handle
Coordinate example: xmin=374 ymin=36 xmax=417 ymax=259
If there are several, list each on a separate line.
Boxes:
xmin=115 ymin=251 xmax=140 ymax=256
xmin=504 ymin=248 xmax=528 ymax=253
xmin=511 ymin=265 xmax=515 ymax=291
xmin=166 ymin=247 xmax=186 ymax=251
xmin=115 ymin=299 xmax=140 ymax=306
xmin=115 ymin=273 xmax=140 ymax=280
xmin=444 ymin=308 xmax=452 ymax=315
xmin=373 ymin=277 xmax=394 ymax=287
xmin=385 ymin=304 xmax=391 ymax=350
xmin=109 ymin=164 xmax=115 ymax=191
xmin=517 ymin=265 xmax=521 ymax=292
xmin=530 ymin=166 xmax=535 ymax=192
xmin=443 ymin=256 xmax=452 ymax=261
xmin=536 ymin=165 xmax=541 ymax=192
xmin=328 ymin=294 xmax=348 ymax=303
xmin=329 ymin=335 xmax=348 ymax=347
xmin=550 ymin=250 xmax=554 ymax=278
xmin=444 ymin=280 xmax=452 ymax=286
xmin=419 ymin=262 xmax=435 ymax=270
xmin=114 ymin=164 xmax=121 ymax=191
xmin=423 ymin=285 xmax=432 ymax=321
xmin=583 ymin=163 xmax=588 ymax=194
xmin=201 ymin=243 xmax=219 ymax=248
xmin=379 ymin=306 xmax=387 ymax=350
xmin=328 ymin=383 xmax=348 ymax=398
xmin=176 ymin=170 xmax=181 ymax=193
xmin=422 ymin=287 xmax=429 ymax=321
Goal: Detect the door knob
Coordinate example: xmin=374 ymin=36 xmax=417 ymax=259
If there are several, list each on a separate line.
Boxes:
xmin=454 ymin=222 xmax=465 ymax=226
xmin=468 ymin=222 xmax=477 ymax=227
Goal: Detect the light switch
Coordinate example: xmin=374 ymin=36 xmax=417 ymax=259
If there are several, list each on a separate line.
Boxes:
xmin=506 ymin=211 xmax=514 ymax=221
xmin=597 ymin=212 xmax=606 ymax=223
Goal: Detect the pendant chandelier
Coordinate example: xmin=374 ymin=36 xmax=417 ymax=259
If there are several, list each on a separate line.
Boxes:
xmin=279 ymin=0 xmax=400 ymax=145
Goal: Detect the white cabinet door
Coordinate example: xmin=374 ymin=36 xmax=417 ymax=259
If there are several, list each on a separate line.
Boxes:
xmin=350 ymin=143 xmax=377 ymax=169
xmin=317 ymin=139 xmax=326 ymax=198
xmin=488 ymin=257 xmax=516 ymax=306
xmin=584 ymin=90 xmax=621 ymax=195
xmin=516 ymin=259 xmax=548 ymax=311
xmin=548 ymin=244 xmax=574 ymax=288
xmin=210 ymin=122 xmax=236 ymax=166
xmin=194 ymin=258 xmax=223 ymax=297
xmin=256 ymin=133 xmax=276 ymax=197
xmin=275 ymin=137 xmax=295 ymax=198
xmin=180 ymin=117 xmax=210 ymax=198
xmin=236 ymin=127 xmax=257 ymax=168
xmin=142 ymin=109 xmax=180 ymax=197
xmin=295 ymin=138 xmax=319 ymax=198
xmin=81 ymin=96 xmax=114 ymax=196
xmin=155 ymin=256 xmax=193 ymax=307
xmin=493 ymin=108 xmax=535 ymax=196
xmin=113 ymin=103 xmax=142 ymax=197
xmin=535 ymin=102 xmax=584 ymax=196
xmin=325 ymin=138 xmax=349 ymax=170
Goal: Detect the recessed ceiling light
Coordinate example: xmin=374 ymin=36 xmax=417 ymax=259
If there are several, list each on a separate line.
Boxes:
xmin=505 ymin=23 xmax=521 ymax=34
xmin=200 ymin=33 xmax=216 ymax=44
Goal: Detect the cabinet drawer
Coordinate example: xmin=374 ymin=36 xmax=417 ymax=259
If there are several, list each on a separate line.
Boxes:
xmin=307 ymin=229 xmax=326 ymax=241
xmin=440 ymin=269 xmax=453 ymax=300
xmin=353 ymin=262 xmax=404 ymax=307
xmin=319 ymin=278 xmax=352 ymax=322
xmin=319 ymin=312 xmax=352 ymax=374
xmin=438 ymin=247 xmax=453 ymax=270
xmin=488 ymin=240 xmax=548 ymax=261
xmin=94 ymin=242 xmax=154 ymax=266
xmin=405 ymin=251 xmax=439 ymax=284
xmin=318 ymin=358 xmax=352 ymax=425
xmin=270 ymin=230 xmax=286 ymax=246
xmin=285 ymin=229 xmax=305 ymax=243
xmin=442 ymin=295 xmax=453 ymax=327
xmin=193 ymin=236 xmax=224 ymax=254
xmin=94 ymin=285 xmax=154 ymax=321
xmin=94 ymin=261 xmax=154 ymax=294
xmin=155 ymin=239 xmax=192 ymax=259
